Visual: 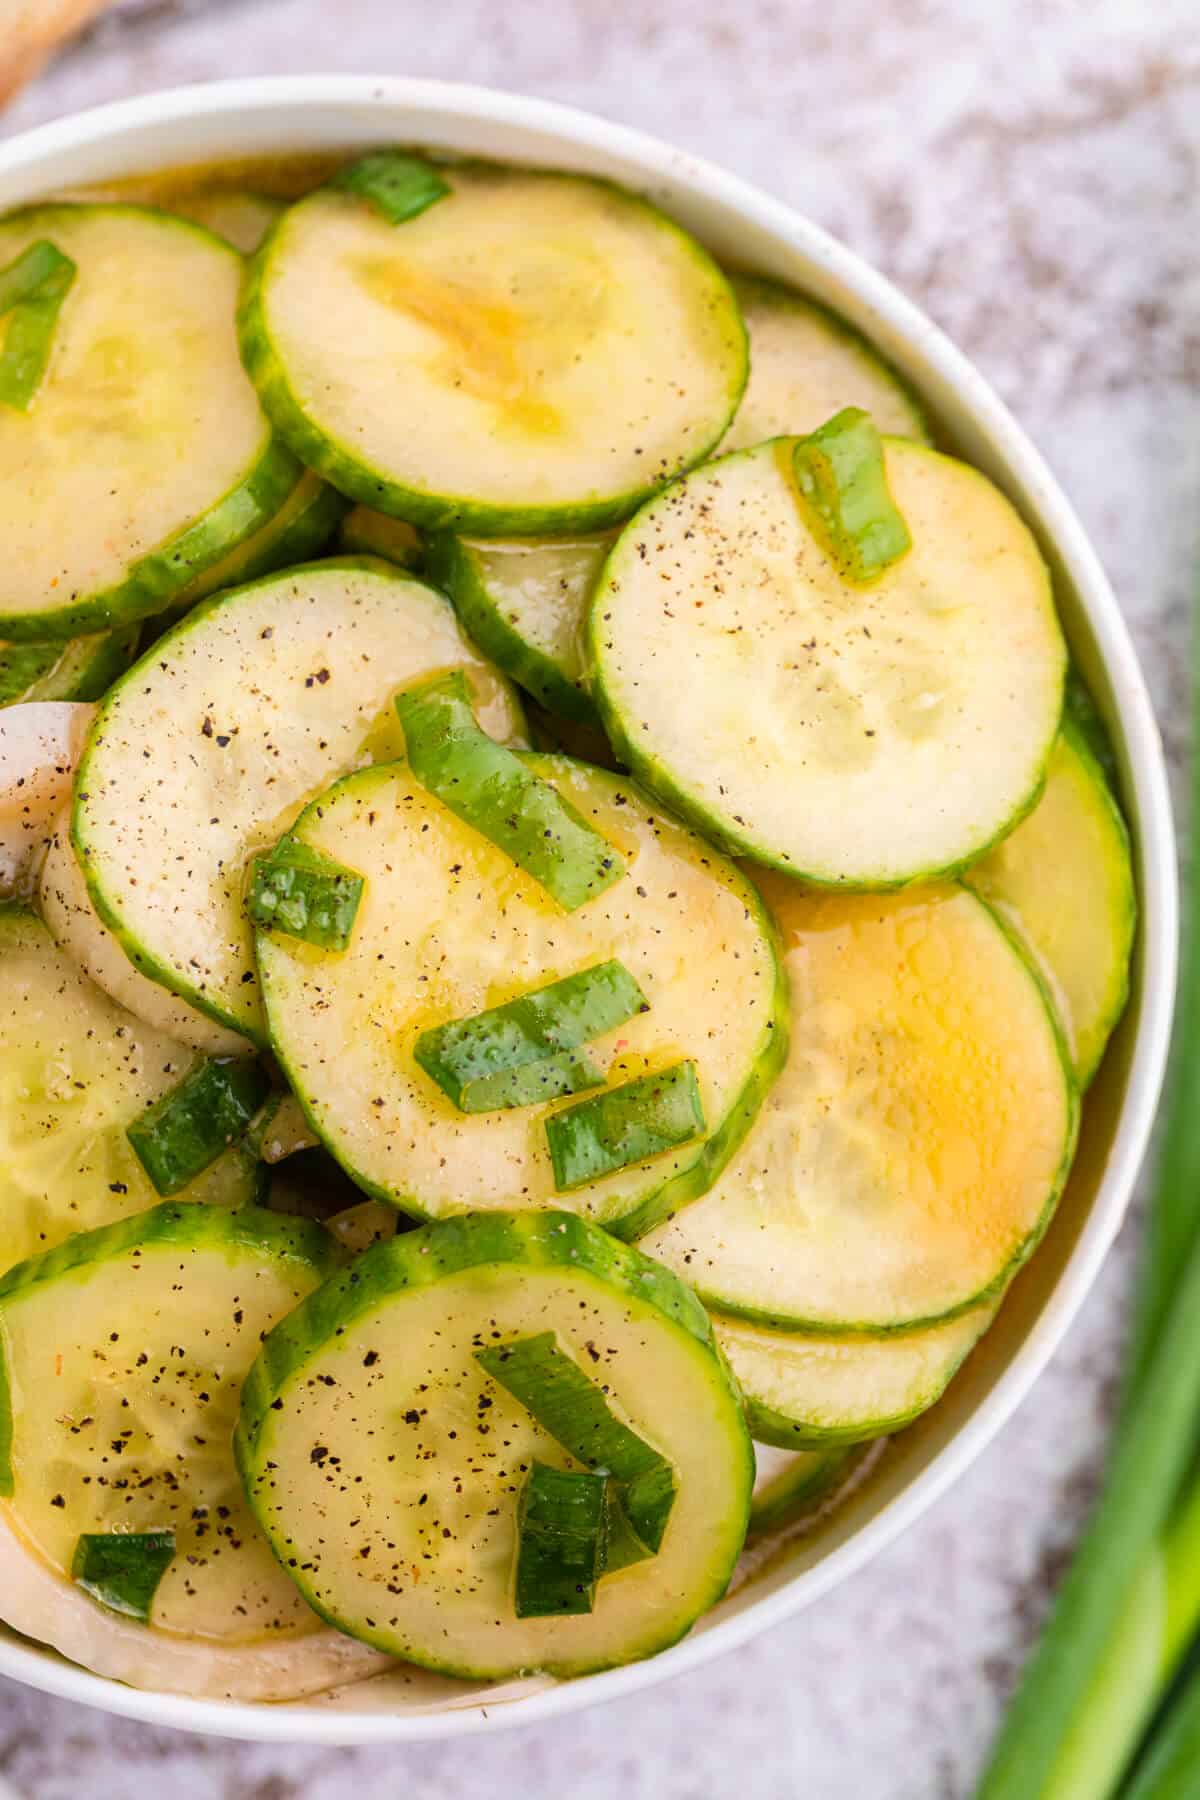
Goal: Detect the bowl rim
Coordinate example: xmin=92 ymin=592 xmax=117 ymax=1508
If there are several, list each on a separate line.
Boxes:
xmin=0 ymin=72 xmax=1178 ymax=1745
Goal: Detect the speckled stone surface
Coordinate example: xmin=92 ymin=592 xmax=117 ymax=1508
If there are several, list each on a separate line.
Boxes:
xmin=0 ymin=3 xmax=1197 ymax=1794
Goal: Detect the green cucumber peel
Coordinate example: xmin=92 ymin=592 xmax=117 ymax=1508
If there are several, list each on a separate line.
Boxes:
xmin=514 ymin=1462 xmax=607 ymax=1618
xmin=414 ymin=958 xmax=648 ymax=1111
xmin=328 ymin=151 xmax=451 ymax=226
xmin=747 ymin=1448 xmax=863 ymax=1542
xmin=0 ymin=640 xmax=63 ymax=701
xmin=0 ymin=628 xmax=138 ymax=706
xmin=247 ymin=837 xmax=365 ymax=951
xmin=476 ymin=1330 xmax=677 ymax=1554
xmin=72 ymin=1530 xmax=176 ymax=1622
xmin=395 ymin=670 xmax=626 ymax=909
xmin=791 ymin=407 xmax=911 ymax=582
xmin=126 ymin=1058 xmax=270 ymax=1196
xmin=545 ymin=1059 xmax=705 ymax=1191
xmin=0 ymin=432 xmax=302 ymax=642
xmin=0 ymin=240 xmax=76 ymax=412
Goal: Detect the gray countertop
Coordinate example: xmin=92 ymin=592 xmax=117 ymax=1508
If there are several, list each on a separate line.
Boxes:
xmin=1 ymin=2 xmax=1197 ymax=1793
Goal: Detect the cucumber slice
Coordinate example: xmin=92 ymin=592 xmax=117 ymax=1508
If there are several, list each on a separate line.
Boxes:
xmin=425 ymin=530 xmax=611 ymax=726
xmin=236 ymin=1210 xmax=753 ymax=1677
xmin=322 ymin=1198 xmax=399 ymax=1255
xmin=72 ymin=559 xmax=527 ymax=1044
xmin=640 ymin=877 xmax=1076 ymax=1330
xmin=1065 ymin=665 xmax=1118 ymax=785
xmin=965 ymin=722 xmax=1135 ymax=1086
xmin=0 ymin=205 xmax=301 ymax=641
xmin=591 ymin=438 xmax=1066 ymax=887
xmin=526 ymin=700 xmax=622 ymax=772
xmin=247 ymin=1091 xmax=319 ymax=1163
xmin=0 ymin=627 xmax=137 ymax=707
xmin=39 ymin=809 xmax=251 ymax=1057
xmin=160 ymin=468 xmax=350 ymax=623
xmin=338 ymin=506 xmax=423 ymax=568
xmin=0 ymin=1201 xmax=386 ymax=1699
xmin=748 ymin=1443 xmax=863 ymax=1540
xmin=0 ymin=910 xmax=261 ymax=1275
xmin=0 ymin=699 xmax=93 ymax=899
xmin=722 ymin=275 xmax=928 ymax=452
xmin=256 ymin=756 xmax=785 ymax=1232
xmin=169 ymin=189 xmax=284 ymax=253
xmin=719 ymin=1303 xmax=997 ymax=1447
xmin=240 ymin=163 xmax=747 ymax=533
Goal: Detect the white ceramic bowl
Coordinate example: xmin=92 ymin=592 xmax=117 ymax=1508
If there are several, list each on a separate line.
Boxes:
xmin=0 ymin=76 xmax=1176 ymax=1744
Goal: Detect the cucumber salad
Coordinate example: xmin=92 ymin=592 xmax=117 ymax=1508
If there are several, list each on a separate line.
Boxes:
xmin=0 ymin=148 xmax=1135 ymax=1700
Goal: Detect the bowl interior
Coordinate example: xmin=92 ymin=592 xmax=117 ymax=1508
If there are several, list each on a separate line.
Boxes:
xmin=0 ymin=78 xmax=1176 ymax=1743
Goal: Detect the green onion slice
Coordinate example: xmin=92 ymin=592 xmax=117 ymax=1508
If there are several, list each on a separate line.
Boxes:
xmin=477 ymin=1330 xmax=677 ymax=1554
xmin=544 ymin=1059 xmax=706 ymax=1191
xmin=514 ymin=1462 xmax=607 ymax=1619
xmin=72 ymin=1530 xmax=176 ymax=1621
xmin=395 ymin=671 xmax=626 ymax=910
xmin=247 ymin=837 xmax=365 ymax=951
xmin=414 ymin=958 xmax=647 ymax=1110
xmin=329 ymin=151 xmax=451 ymax=226
xmin=0 ymin=240 xmax=77 ymax=413
xmin=791 ymin=407 xmax=912 ymax=582
xmin=126 ymin=1058 xmax=269 ymax=1197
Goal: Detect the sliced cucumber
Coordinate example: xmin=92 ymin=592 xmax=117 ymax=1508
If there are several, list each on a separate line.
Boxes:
xmin=526 ymin=699 xmax=622 ymax=772
xmin=236 ymin=1210 xmax=753 ymax=1678
xmin=0 ymin=700 xmax=93 ymax=899
xmin=641 ymin=876 xmax=1076 ymax=1330
xmin=0 ymin=910 xmax=261 ymax=1275
xmin=0 ymin=205 xmax=300 ymax=640
xmin=748 ymin=1443 xmax=864 ymax=1539
xmin=425 ymin=530 xmax=611 ymax=726
xmin=169 ymin=189 xmax=284 ymax=254
xmin=240 ymin=162 xmax=747 ymax=533
xmin=965 ymin=722 xmax=1135 ymax=1086
xmin=722 ymin=275 xmax=928 ymax=452
xmin=338 ymin=505 xmax=423 ymax=568
xmin=256 ymin=756 xmax=785 ymax=1233
xmin=0 ymin=1201 xmax=386 ymax=1698
xmin=0 ymin=627 xmax=137 ymax=707
xmin=1065 ymin=665 xmax=1118 ymax=785
xmin=72 ymin=559 xmax=527 ymax=1044
xmin=591 ymin=438 xmax=1066 ymax=887
xmin=720 ymin=1303 xmax=997 ymax=1448
xmin=247 ymin=1091 xmax=319 ymax=1164
xmin=160 ymin=468 xmax=350 ymax=622
xmin=322 ymin=1198 xmax=399 ymax=1254
xmin=40 ymin=809 xmax=251 ymax=1057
